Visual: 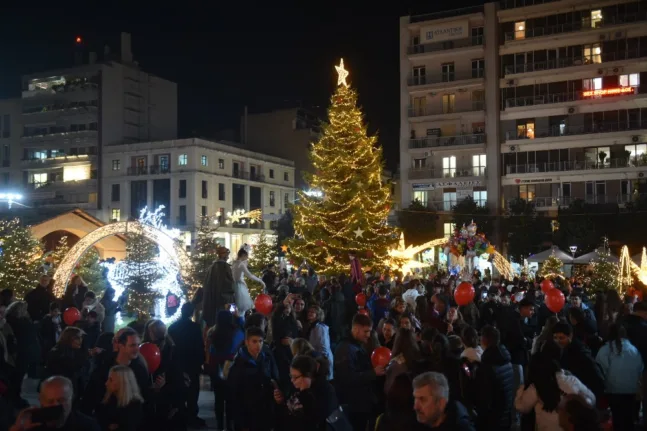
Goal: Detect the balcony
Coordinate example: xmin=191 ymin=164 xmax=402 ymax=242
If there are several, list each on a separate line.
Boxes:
xmin=21 ymin=154 xmax=93 ymax=166
xmin=503 ymin=49 xmax=647 ymax=76
xmin=20 ymin=129 xmax=98 ymax=144
xmin=509 ymin=195 xmax=633 ymax=209
xmin=409 ymin=133 xmax=486 ymax=149
xmin=409 ymin=166 xmax=487 ymax=180
xmin=505 ymin=158 xmax=646 ymax=175
xmin=504 ymin=12 xmax=647 ymax=41
xmin=407 ymin=69 xmax=485 ymax=87
xmin=427 ymin=199 xmax=487 ymax=212
xmin=408 ymin=102 xmax=485 ymax=118
xmin=149 ymin=165 xmax=171 ymax=175
xmin=504 ymin=87 xmax=641 ymax=108
xmin=505 ymin=120 xmax=647 ymax=141
xmin=407 ymin=36 xmax=484 ymax=56
xmin=499 ymin=0 xmax=560 ymax=10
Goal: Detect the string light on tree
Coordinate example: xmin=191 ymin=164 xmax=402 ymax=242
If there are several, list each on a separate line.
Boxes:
xmin=335 ymin=58 xmax=349 ymax=87
xmin=214 ymin=208 xmax=263 ymax=226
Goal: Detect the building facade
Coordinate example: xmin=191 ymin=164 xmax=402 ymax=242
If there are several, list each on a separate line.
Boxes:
xmin=101 ymin=138 xmax=296 ymax=252
xmin=400 ymin=0 xmax=647 ymax=237
xmin=13 ymin=33 xmax=177 ymax=216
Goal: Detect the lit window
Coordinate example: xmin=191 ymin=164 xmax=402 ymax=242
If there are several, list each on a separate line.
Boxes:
xmin=178 ymin=154 xmax=188 ymax=166
xmin=474 ymin=190 xmax=487 ymax=207
xmin=514 ymin=21 xmax=525 ymax=40
xmin=584 ymin=44 xmax=601 ymax=64
xmin=442 ymin=94 xmax=455 ymax=114
xmin=111 ymin=209 xmax=121 ymax=221
xmin=472 ymin=154 xmax=486 ymax=176
xmin=620 ymin=73 xmax=640 ymax=87
xmin=34 ymin=151 xmax=47 ymax=160
xmin=517 ymin=122 xmax=535 ymax=139
xmin=31 ymin=172 xmax=48 ymax=188
xmin=443 ymin=192 xmax=456 ymax=211
xmin=413 ymin=190 xmax=428 ymax=207
xmin=519 ymin=185 xmax=535 ymax=201
xmin=442 ymin=156 xmax=456 ymax=178
xmin=63 ymin=165 xmax=90 ymax=182
xmin=112 ymin=160 xmax=120 ymax=170
xmin=201 ymin=155 xmax=208 ymax=166
xmin=591 ymin=10 xmax=602 ymax=28
xmin=443 ymin=222 xmax=456 ymax=239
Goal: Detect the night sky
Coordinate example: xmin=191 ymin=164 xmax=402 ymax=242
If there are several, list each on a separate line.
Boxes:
xmin=0 ymin=1 xmax=482 ymax=170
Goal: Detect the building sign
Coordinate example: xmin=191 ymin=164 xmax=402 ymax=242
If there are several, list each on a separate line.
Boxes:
xmin=420 ymin=20 xmax=469 ymax=43
xmin=514 ymin=178 xmax=553 ymax=184
xmin=582 ymin=87 xmax=635 ymax=97
xmin=412 ymin=183 xmax=434 ymax=191
xmin=434 ymin=180 xmax=482 ymax=188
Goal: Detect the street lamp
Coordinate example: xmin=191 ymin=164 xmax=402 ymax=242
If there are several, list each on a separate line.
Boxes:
xmin=569 ymin=245 xmax=578 ymax=277
xmin=0 ymin=193 xmax=23 ymax=209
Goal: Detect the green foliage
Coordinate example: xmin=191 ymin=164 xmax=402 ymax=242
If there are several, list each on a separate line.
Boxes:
xmin=0 ymin=219 xmax=44 ymax=299
xmin=189 ymin=217 xmax=222 ymax=288
xmin=504 ymin=198 xmax=551 ymax=263
xmin=276 ymin=210 xmax=294 ymax=255
xmin=121 ymin=233 xmax=162 ymax=319
xmin=47 ymin=236 xmax=70 ymax=277
xmin=451 ymin=197 xmax=493 ymax=238
xmin=589 ymin=248 xmax=619 ymax=293
xmin=248 ymin=231 xmax=277 ymax=273
xmin=398 ymin=200 xmax=438 ymax=245
xmin=76 ymin=248 xmax=109 ymax=296
xmin=538 ymin=253 xmax=564 ymax=280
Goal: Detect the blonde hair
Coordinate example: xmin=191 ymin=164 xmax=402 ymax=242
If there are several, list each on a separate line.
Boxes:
xmin=290 ymin=338 xmax=314 ymax=357
xmin=142 ymin=319 xmax=173 ymax=350
xmin=103 ymin=365 xmax=144 ymax=407
xmin=308 ymin=305 xmax=325 ymax=322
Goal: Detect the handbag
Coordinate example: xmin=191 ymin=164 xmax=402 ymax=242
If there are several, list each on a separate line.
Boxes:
xmin=326 ymin=405 xmax=353 ymax=431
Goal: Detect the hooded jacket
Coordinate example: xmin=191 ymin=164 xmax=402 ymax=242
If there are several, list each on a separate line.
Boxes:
xmin=474 ymin=344 xmax=514 ymax=430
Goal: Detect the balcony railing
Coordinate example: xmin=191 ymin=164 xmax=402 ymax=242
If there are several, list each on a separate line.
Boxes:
xmin=504 ymin=49 xmax=647 ymax=75
xmin=505 ymin=120 xmax=647 ymax=141
xmin=149 ymin=165 xmax=171 ymax=175
xmin=505 ymin=158 xmax=647 ymax=175
xmin=505 ymin=87 xmax=640 ymax=108
xmin=408 ymin=102 xmax=485 ymax=118
xmin=426 ymin=199 xmax=487 ymax=212
xmin=504 ymin=12 xmax=647 ymax=41
xmin=409 ymin=133 xmax=486 ymax=149
xmin=407 ymin=36 xmax=484 ymax=56
xmin=410 ymin=167 xmax=487 ymax=179
xmin=407 ymin=69 xmax=485 ymax=86
xmin=408 ymin=168 xmax=435 ymax=180
xmin=127 ymin=166 xmax=148 ymax=175
xmin=509 ymin=194 xmax=635 ymax=208
xmin=499 ymin=0 xmax=560 ymax=10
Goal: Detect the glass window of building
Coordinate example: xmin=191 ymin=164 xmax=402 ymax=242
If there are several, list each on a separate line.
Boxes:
xmin=519 ymin=184 xmax=535 ymax=201
xmin=443 ymin=156 xmax=456 ymax=178
xmin=178 ymin=154 xmax=188 ymax=166
xmin=413 ymin=190 xmax=428 ymax=207
xmin=514 ymin=21 xmax=525 ymax=40
xmin=472 ymin=154 xmax=486 ymax=176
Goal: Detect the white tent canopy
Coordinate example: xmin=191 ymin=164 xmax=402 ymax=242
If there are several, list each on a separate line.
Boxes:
xmin=573 ymin=248 xmax=619 ymax=264
xmin=527 ymin=246 xmax=573 ymax=264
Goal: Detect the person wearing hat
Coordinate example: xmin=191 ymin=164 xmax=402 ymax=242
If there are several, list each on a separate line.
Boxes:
xmin=202 ymin=246 xmax=236 ymax=327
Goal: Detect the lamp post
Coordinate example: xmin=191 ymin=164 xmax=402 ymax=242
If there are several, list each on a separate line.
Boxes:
xmin=569 ymin=245 xmax=578 ymax=277
xmin=0 ymin=193 xmax=23 ymax=209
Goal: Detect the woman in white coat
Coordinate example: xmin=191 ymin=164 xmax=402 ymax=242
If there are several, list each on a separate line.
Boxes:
xmin=515 ymin=348 xmax=595 ymax=431
xmin=231 ymin=245 xmax=265 ymax=315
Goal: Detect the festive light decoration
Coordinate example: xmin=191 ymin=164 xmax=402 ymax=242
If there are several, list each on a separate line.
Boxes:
xmin=215 ymin=208 xmax=263 ymax=226
xmin=335 ymin=58 xmax=349 ymax=87
xmin=287 ymin=59 xmax=397 ymax=273
xmin=442 ymin=221 xmax=494 ymax=258
xmin=492 ymin=251 xmax=515 ymax=281
xmin=640 ymin=247 xmax=647 ymax=273
xmin=188 ymin=215 xmax=222 ymax=289
xmin=247 ymin=232 xmax=277 ymax=298
xmin=0 ymin=218 xmax=43 ymax=299
xmin=589 ymin=241 xmax=620 ymax=292
xmin=582 ymin=87 xmax=634 ymax=97
xmin=618 ymin=246 xmax=634 ymax=292
xmin=386 ymin=234 xmax=444 ymax=276
xmin=538 ymin=251 xmax=565 ymax=280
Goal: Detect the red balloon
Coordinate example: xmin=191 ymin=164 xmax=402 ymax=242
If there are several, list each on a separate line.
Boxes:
xmin=139 ymin=342 xmax=161 ymax=373
xmin=454 ymin=282 xmax=475 ymax=306
xmin=357 ymin=308 xmax=369 ymax=316
xmin=63 ymin=307 xmax=81 ymax=326
xmin=254 ymin=294 xmax=273 ymax=316
xmin=371 ymin=347 xmax=392 ymax=368
xmin=545 ymin=288 xmax=565 ymax=313
xmin=355 ymin=293 xmax=367 ymax=307
xmin=541 ymin=279 xmax=555 ymax=294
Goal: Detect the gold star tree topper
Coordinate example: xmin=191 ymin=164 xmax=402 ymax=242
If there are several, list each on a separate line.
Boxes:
xmin=335 ymin=58 xmax=349 ymax=87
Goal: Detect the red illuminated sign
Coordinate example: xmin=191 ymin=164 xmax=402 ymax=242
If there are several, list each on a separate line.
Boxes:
xmin=582 ymin=87 xmax=635 ymax=97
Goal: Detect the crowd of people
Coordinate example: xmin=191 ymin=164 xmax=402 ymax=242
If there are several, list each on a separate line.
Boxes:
xmin=1 ymin=258 xmax=647 ymax=431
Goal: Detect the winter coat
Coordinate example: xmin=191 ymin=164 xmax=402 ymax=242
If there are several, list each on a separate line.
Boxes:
xmin=6 ymin=316 xmax=41 ymax=367
xmin=596 ymin=338 xmax=644 ymax=394
xmin=498 ymin=307 xmax=531 ymax=366
xmin=419 ymin=401 xmax=475 ymax=431
xmin=333 ymin=337 xmax=377 ymax=414
xmin=560 ymin=338 xmax=605 ymax=399
xmin=96 ymin=398 xmax=143 ymax=431
xmin=277 ymin=379 xmax=338 ymax=431
xmin=45 ymin=344 xmax=89 ymax=398
xmin=100 ymin=298 xmax=119 ymax=334
xmin=474 ymin=344 xmax=514 ymax=431
xmin=24 ymin=285 xmax=54 ymax=322
xmin=384 ymin=354 xmax=409 ymax=394
xmin=515 ymin=370 xmax=595 ymax=431
xmin=227 ymin=345 xmax=280 ymax=431
xmin=461 ymin=346 xmax=483 ymax=363
xmin=39 ymin=315 xmax=61 ymax=358
xmin=323 ymin=291 xmax=347 ymax=344
xmin=371 ymin=297 xmax=391 ymax=326
xmin=168 ymin=316 xmax=205 ymax=375
xmin=202 ymin=259 xmax=236 ymax=327
xmin=30 ymin=410 xmax=100 ymax=431
xmin=622 ymin=314 xmax=647 ymax=363
xmin=308 ymin=321 xmax=333 ymax=380
xmin=83 ymin=298 xmax=105 ymax=324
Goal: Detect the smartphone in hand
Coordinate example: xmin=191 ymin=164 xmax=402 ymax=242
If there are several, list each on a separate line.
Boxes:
xmin=31 ymin=405 xmax=64 ymax=423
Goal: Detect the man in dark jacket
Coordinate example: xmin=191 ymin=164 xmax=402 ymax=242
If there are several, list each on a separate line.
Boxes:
xmin=413 ymin=371 xmax=474 ymax=430
xmin=168 ymin=302 xmax=206 ymax=428
xmin=323 ymin=284 xmax=346 ymax=347
xmin=333 ymin=313 xmax=386 ymax=431
xmin=25 ymin=275 xmax=54 ymax=323
xmin=623 ymin=301 xmax=647 ymax=426
xmin=262 ymin=264 xmax=277 ymax=295
xmin=227 ymin=326 xmax=279 ymax=431
xmin=474 ymin=325 xmax=514 ymax=431
xmin=202 ymin=247 xmax=235 ymax=327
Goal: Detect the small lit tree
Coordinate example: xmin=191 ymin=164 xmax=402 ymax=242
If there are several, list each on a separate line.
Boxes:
xmin=538 ymin=252 xmax=565 ymax=280
xmin=121 ymin=233 xmax=162 ymax=320
xmin=0 ymin=219 xmax=44 ymax=299
xmin=47 ymin=236 xmax=70 ymax=277
xmin=189 ymin=216 xmax=222 ymax=288
xmin=77 ymin=248 xmax=110 ymax=296
xmin=249 ymin=232 xmax=278 ymax=273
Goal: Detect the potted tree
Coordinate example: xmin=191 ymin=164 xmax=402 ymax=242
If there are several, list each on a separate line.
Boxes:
xmin=598 ymin=151 xmax=607 ymax=167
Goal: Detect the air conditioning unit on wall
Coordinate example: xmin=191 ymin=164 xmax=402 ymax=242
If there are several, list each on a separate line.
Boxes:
xmin=567 ymin=106 xmax=577 ymax=115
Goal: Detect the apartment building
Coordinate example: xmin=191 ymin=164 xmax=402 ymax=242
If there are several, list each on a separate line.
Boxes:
xmin=15 ymin=33 xmax=177 ymax=216
xmin=101 ymin=138 xmax=296 ymax=252
xmin=0 ymin=99 xmax=22 ymax=191
xmin=400 ymin=0 xmax=647 ymax=236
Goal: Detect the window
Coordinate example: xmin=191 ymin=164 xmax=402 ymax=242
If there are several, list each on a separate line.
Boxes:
xmin=412 ymin=66 xmax=426 ymax=85
xmin=284 ymin=193 xmax=290 ymax=208
xmin=620 ymin=73 xmax=640 ymax=87
xmin=471 ymin=59 xmax=485 ymax=78
xmin=178 ymin=205 xmax=187 ymax=225
xmin=159 ymin=155 xmax=169 ymax=171
xmin=31 ymin=173 xmax=48 ymax=188
xmin=519 ymin=185 xmax=535 ymax=201
xmin=233 ymin=162 xmax=241 ymax=177
xmin=443 ymin=222 xmax=456 ymax=239
xmin=443 ymin=192 xmax=456 ymax=211
xmin=584 ymin=43 xmax=601 ymax=64
xmin=112 ymin=160 xmax=120 ymax=171
xmin=269 ymin=191 xmax=275 ymax=207
xmin=441 ymin=63 xmax=455 ymax=82
xmin=136 ymin=157 xmax=146 ymax=168
xmin=178 ymin=154 xmax=188 ymax=166
xmin=625 ymin=144 xmax=647 ymax=164
xmin=111 ymin=209 xmax=120 ymax=221
xmin=111 ymin=184 xmax=120 ymax=202
xmin=413 ymin=158 xmax=426 ymax=169
xmin=514 ymin=21 xmax=525 ymax=40
xmin=201 ymin=155 xmax=208 ymax=166
xmin=412 ymin=97 xmax=426 ymax=116
xmin=201 ymin=206 xmax=207 ymax=217
xmin=269 ymin=169 xmax=275 ymax=179
xmin=471 ymin=27 xmax=484 ymax=44
xmin=218 ymin=183 xmax=225 ymax=200
xmin=179 ymin=179 xmax=187 ymax=198
xmin=284 ymin=172 xmax=289 ymax=181
xmin=474 ymin=190 xmax=487 ymax=207
xmin=442 ymin=156 xmax=456 ymax=178
xmin=560 ymin=183 xmax=571 ymax=204
xmin=472 ymin=154 xmax=486 ymax=176
xmin=2 ymin=115 xmax=9 ymax=138
xmin=442 ymin=94 xmax=455 ymax=114
xmin=517 ymin=121 xmax=535 ymax=139
xmin=218 ymin=158 xmax=224 ymax=169
xmin=201 ymin=180 xmax=208 ymax=199
xmin=413 ymin=190 xmax=428 ymax=207
xmin=583 ymin=77 xmax=602 ymax=91
xmin=591 ymin=10 xmax=602 ymax=28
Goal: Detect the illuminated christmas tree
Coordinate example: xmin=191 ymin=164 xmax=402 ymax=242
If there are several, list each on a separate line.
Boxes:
xmin=287 ymin=59 xmax=396 ymax=273
xmin=248 ymin=232 xmax=277 ymax=298
xmin=0 ymin=219 xmax=44 ymax=299
xmin=122 ymin=233 xmax=162 ymax=320
xmin=538 ymin=251 xmax=565 ymax=280
xmin=589 ymin=248 xmax=620 ymax=292
xmin=77 ymin=248 xmax=110 ymax=296
xmin=47 ymin=236 xmax=70 ymax=277
xmin=188 ymin=215 xmax=221 ymax=288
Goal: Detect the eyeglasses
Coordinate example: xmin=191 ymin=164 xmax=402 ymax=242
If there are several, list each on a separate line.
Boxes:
xmin=290 ymin=374 xmax=303 ymax=381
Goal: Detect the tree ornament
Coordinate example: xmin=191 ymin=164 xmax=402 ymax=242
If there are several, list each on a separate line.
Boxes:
xmin=353 ymin=227 xmax=365 ymax=238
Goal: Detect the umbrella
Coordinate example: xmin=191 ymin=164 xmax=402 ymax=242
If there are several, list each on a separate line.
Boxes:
xmin=573 ymin=248 xmax=618 ymax=265
xmin=527 ymin=246 xmax=573 ymax=264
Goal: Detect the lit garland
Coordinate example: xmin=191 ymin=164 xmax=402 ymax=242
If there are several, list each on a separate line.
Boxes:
xmin=492 ymin=251 xmax=515 ymax=281
xmin=0 ymin=218 xmax=44 ymax=299
xmin=386 ymin=235 xmax=445 ymax=276
xmin=538 ymin=251 xmax=566 ymax=280
xmin=214 ymin=208 xmax=263 ymax=226
xmin=619 ymin=246 xmax=635 ymax=291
